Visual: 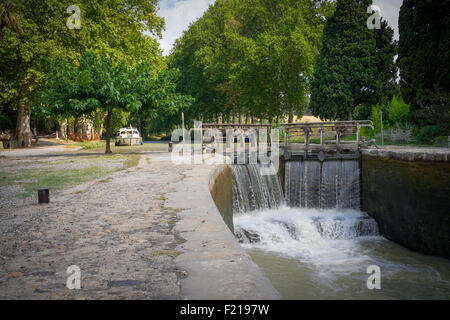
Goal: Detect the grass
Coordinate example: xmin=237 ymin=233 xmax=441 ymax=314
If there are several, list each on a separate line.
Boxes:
xmin=151 ymin=250 xmax=181 ymax=257
xmin=0 ymin=154 xmax=141 ymax=197
xmin=0 ymin=166 xmax=116 ymax=197
xmin=122 ymin=154 xmax=141 ymax=169
xmin=71 ymin=139 xmax=168 ymax=153
xmin=157 ymin=193 xmax=167 ymax=201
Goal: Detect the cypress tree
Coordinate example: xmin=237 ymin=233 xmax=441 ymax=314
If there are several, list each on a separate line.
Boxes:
xmin=310 ymin=0 xmax=396 ymax=121
xmin=398 ymin=0 xmax=450 ymax=128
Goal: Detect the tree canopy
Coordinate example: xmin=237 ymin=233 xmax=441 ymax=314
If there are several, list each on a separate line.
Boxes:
xmin=41 ymin=52 xmax=193 ymax=153
xmin=0 ymin=0 xmax=165 ymax=146
xmin=398 ymin=0 xmax=450 ymax=130
xmin=169 ymin=0 xmax=335 ymax=125
xmin=309 ymin=0 xmax=397 ymax=121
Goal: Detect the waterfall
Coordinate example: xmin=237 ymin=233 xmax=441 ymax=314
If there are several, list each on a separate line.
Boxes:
xmin=232 ymin=164 xmax=283 ymax=213
xmin=285 ymin=160 xmax=360 ymax=210
xmin=233 ymin=207 xmax=380 ymax=270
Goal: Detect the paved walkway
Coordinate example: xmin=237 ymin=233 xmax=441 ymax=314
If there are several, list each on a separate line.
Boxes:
xmin=0 ymin=154 xmax=192 ymax=299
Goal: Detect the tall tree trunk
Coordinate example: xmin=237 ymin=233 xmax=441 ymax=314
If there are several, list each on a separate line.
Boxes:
xmin=58 ymin=118 xmax=68 ymax=140
xmin=16 ymin=104 xmax=32 ymax=148
xmin=288 ymin=109 xmax=294 ymax=123
xmin=105 ymin=109 xmax=112 ymax=154
xmin=348 ymin=110 xmax=353 ymax=121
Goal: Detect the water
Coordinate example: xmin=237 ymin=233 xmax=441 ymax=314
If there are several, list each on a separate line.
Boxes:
xmin=285 ymin=160 xmax=360 ymax=209
xmin=232 ymin=164 xmax=283 ymax=213
xmin=234 ymin=207 xmax=450 ymax=299
xmin=231 ymin=160 xmax=450 ymax=299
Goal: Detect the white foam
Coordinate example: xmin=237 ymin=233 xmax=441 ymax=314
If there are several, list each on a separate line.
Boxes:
xmin=234 ymin=206 xmax=382 ymax=279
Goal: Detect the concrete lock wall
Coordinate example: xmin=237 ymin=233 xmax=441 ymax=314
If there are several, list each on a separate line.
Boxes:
xmin=209 ymin=165 xmax=234 ymax=232
xmin=362 ymin=154 xmax=450 ymax=258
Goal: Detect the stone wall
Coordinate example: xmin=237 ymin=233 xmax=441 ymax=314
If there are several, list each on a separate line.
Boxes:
xmin=209 ymin=165 xmax=233 ymax=232
xmin=362 ymin=153 xmax=450 ymax=258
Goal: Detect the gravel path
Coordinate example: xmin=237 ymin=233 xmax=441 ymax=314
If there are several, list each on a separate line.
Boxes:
xmin=0 ymin=153 xmax=191 ymax=299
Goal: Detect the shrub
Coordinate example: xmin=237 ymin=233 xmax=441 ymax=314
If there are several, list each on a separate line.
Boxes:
xmin=160 ymin=135 xmax=171 ymax=141
xmin=378 ymin=123 xmax=413 ymax=143
xmin=416 ymin=125 xmax=444 ymax=144
xmin=388 ymin=95 xmax=410 ymax=125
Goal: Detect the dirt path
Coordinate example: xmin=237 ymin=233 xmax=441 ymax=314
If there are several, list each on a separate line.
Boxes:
xmin=0 ymin=139 xmax=80 ymax=158
xmin=0 ymin=153 xmax=191 ymax=299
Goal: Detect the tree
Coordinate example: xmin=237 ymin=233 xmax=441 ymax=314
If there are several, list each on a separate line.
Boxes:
xmin=170 ymin=0 xmax=334 ymax=125
xmin=398 ymin=0 xmax=450 ymax=129
xmin=41 ymin=52 xmax=193 ymax=153
xmin=309 ymin=0 xmax=397 ymax=121
xmin=0 ymin=0 xmax=23 ymax=40
xmin=0 ymin=0 xmax=164 ymax=147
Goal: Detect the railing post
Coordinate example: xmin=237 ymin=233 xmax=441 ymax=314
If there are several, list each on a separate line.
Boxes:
xmin=356 ymin=123 xmax=360 ymax=144
xmin=320 ymin=127 xmax=324 ymax=146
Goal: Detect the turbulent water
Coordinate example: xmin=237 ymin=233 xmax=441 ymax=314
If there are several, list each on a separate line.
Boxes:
xmin=232 ymin=164 xmax=283 ymax=213
xmin=285 ymin=160 xmax=360 ymax=209
xmin=231 ymin=160 xmax=450 ymax=299
xmin=234 ymin=207 xmax=450 ymax=299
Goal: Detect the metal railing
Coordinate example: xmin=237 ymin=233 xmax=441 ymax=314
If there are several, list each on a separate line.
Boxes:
xmin=281 ymin=120 xmax=375 ymax=153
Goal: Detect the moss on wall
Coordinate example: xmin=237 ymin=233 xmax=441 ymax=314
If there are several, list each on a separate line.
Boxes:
xmin=210 ymin=166 xmax=234 ymax=232
xmin=362 ymin=155 xmax=450 ymax=258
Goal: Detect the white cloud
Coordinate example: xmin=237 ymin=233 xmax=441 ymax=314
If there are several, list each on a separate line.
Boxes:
xmin=158 ymin=0 xmax=216 ymax=55
xmin=156 ymin=0 xmax=403 ymax=55
xmin=373 ymin=0 xmax=403 ymax=40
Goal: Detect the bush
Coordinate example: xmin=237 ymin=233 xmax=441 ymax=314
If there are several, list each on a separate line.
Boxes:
xmin=388 ymin=95 xmax=410 ymax=125
xmin=370 ymin=103 xmax=390 ymax=134
xmin=378 ymin=123 xmax=413 ymax=144
xmin=416 ymin=125 xmax=444 ymax=144
xmin=160 ymin=135 xmax=172 ymax=141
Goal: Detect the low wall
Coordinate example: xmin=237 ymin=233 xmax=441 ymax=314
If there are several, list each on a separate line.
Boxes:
xmin=209 ymin=165 xmax=233 ymax=232
xmin=166 ymin=158 xmax=281 ymax=299
xmin=361 ymin=149 xmax=450 ymax=258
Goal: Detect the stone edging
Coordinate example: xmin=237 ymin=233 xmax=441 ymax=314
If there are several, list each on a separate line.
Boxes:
xmin=166 ymin=161 xmax=281 ymax=300
xmin=361 ymin=148 xmax=450 ymax=162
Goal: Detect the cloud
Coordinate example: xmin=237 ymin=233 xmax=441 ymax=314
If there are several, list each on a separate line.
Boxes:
xmin=158 ymin=0 xmax=216 ymax=55
xmin=373 ymin=0 xmax=403 ymax=40
xmin=156 ymin=0 xmax=403 ymax=55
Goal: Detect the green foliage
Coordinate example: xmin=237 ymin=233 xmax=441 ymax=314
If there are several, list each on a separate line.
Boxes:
xmin=388 ymin=95 xmax=410 ymax=125
xmin=0 ymin=0 xmax=165 ymax=142
xmin=41 ymin=52 xmax=193 ymax=153
xmin=170 ymin=0 xmax=334 ymax=124
xmin=110 ymin=110 xmax=131 ymax=135
xmin=370 ymin=104 xmax=382 ymax=134
xmin=398 ymin=0 xmax=450 ymax=126
xmin=416 ymin=125 xmax=444 ymax=145
xmin=414 ymin=88 xmax=450 ymax=133
xmin=310 ymin=0 xmax=397 ymax=120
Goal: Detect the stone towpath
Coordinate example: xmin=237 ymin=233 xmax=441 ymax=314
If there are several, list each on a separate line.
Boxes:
xmin=0 ymin=153 xmax=193 ymax=299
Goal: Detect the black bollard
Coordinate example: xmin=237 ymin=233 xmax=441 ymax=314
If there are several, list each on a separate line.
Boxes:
xmin=38 ymin=188 xmax=49 ymax=204
xmin=168 ymin=141 xmax=173 ymax=152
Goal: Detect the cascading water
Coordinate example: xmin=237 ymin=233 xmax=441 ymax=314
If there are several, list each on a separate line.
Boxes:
xmin=231 ymin=160 xmax=450 ymax=299
xmin=284 ymin=160 xmax=360 ymax=209
xmin=232 ymin=163 xmax=283 ymax=213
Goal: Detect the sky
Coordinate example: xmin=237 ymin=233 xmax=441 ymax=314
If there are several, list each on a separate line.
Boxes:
xmin=157 ymin=0 xmax=403 ymax=56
